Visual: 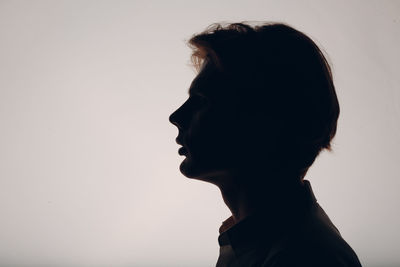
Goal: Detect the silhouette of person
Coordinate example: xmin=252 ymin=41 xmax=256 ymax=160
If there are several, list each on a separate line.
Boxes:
xmin=169 ymin=22 xmax=362 ymax=267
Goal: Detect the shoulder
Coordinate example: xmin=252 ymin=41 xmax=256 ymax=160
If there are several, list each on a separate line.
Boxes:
xmin=261 ymin=204 xmax=362 ymax=267
xmin=261 ymin=237 xmax=362 ymax=267
xmin=265 ymin=249 xmax=360 ymax=267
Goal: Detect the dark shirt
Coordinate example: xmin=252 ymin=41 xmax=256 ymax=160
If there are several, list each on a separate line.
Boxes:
xmin=216 ymin=180 xmax=362 ymax=267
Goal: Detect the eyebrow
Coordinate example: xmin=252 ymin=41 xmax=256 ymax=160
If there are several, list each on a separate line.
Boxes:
xmin=188 ymin=87 xmax=198 ymax=96
xmin=189 ymin=83 xmax=208 ymax=98
xmin=188 ymin=78 xmax=203 ymax=96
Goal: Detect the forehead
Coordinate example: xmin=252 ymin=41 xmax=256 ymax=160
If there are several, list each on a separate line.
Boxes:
xmin=188 ymin=60 xmax=224 ymax=97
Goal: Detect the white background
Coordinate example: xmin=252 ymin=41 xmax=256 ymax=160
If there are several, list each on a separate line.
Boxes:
xmin=0 ymin=1 xmax=399 ymax=266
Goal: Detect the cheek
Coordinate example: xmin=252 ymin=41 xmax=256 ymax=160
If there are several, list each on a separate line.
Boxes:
xmin=188 ymin=111 xmax=238 ymax=158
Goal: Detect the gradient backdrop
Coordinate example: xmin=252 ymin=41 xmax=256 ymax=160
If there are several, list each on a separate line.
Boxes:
xmin=0 ymin=0 xmax=399 ymax=266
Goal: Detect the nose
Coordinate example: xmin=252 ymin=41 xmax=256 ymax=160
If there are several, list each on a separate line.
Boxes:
xmin=169 ymin=105 xmax=184 ymax=130
xmin=169 ymin=98 xmax=191 ymax=130
xmin=169 ymin=110 xmax=179 ymax=128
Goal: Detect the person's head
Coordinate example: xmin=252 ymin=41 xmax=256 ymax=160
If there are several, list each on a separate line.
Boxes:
xmin=169 ymin=22 xmax=339 ymax=187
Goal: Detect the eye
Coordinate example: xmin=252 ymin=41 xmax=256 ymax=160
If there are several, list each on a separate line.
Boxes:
xmin=193 ymin=95 xmax=208 ymax=107
xmin=187 ymin=94 xmax=207 ymax=107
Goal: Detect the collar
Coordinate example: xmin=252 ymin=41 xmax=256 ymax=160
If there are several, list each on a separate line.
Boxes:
xmin=217 ymin=180 xmax=318 ymax=256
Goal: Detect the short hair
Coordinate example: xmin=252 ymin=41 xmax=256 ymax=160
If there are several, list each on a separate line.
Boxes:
xmin=188 ymin=22 xmax=340 ymax=180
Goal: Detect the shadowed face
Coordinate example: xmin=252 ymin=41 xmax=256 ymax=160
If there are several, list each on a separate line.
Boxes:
xmin=169 ymin=60 xmax=244 ymax=184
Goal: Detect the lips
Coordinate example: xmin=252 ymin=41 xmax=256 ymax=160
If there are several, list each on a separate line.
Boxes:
xmin=178 ymin=146 xmax=187 ymax=155
xmin=176 ymin=134 xmax=187 ymax=155
xmin=175 ymin=137 xmax=183 ymax=146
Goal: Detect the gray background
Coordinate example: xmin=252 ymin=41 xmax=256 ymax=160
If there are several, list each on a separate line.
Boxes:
xmin=0 ymin=0 xmax=399 ymax=266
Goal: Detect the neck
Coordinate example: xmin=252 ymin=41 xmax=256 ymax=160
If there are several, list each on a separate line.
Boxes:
xmin=217 ymin=170 xmax=305 ymax=224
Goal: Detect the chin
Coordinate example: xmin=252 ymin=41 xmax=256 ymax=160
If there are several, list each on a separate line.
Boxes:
xmin=179 ymin=157 xmax=199 ymax=178
xmin=179 ymin=157 xmax=225 ymax=185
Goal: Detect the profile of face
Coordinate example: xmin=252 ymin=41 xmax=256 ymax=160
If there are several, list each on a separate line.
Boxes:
xmin=169 ymin=60 xmax=246 ymax=184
